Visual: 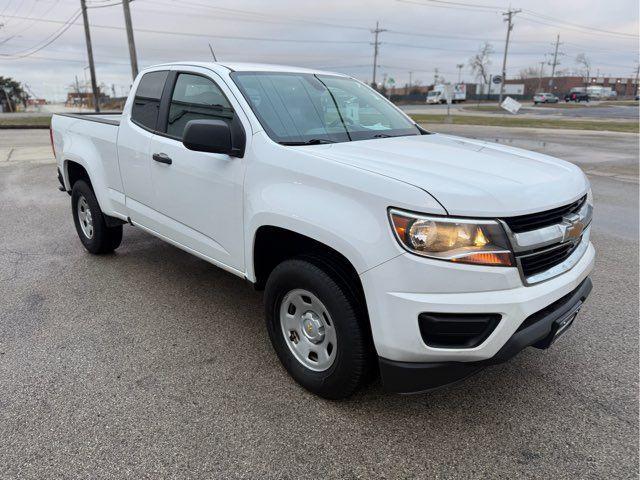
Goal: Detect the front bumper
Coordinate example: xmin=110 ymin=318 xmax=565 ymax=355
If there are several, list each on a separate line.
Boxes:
xmin=379 ymin=277 xmax=592 ymax=393
xmin=361 ymin=241 xmax=594 ymax=362
xmin=360 ymin=235 xmax=595 ymax=392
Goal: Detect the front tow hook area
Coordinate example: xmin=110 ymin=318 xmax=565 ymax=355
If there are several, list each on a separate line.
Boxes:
xmin=378 ymin=277 xmax=593 ymax=394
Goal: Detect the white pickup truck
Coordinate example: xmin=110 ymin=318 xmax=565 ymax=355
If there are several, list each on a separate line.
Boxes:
xmin=51 ymin=62 xmax=594 ymax=399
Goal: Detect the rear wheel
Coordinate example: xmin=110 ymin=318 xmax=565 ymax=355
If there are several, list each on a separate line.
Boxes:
xmin=264 ymin=258 xmax=372 ymax=399
xmin=71 ymin=180 xmax=122 ymax=254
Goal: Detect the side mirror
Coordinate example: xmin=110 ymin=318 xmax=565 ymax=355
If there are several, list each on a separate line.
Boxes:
xmin=183 ymin=119 xmax=241 ymax=156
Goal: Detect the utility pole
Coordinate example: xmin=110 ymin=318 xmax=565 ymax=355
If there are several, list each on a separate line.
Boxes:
xmin=537 ymin=61 xmax=545 ymax=92
xmin=498 ymin=8 xmax=521 ymax=104
xmin=635 ymin=64 xmax=639 ymax=97
xmin=434 ymin=68 xmax=439 ymax=85
xmin=122 ymin=0 xmax=138 ymax=80
xmin=370 ymin=21 xmax=386 ymax=89
xmin=548 ymin=34 xmax=563 ymax=91
xmin=80 ymin=0 xmax=100 ymax=112
xmin=456 ymin=63 xmax=464 ymax=83
xmin=408 ymin=71 xmax=413 ymax=89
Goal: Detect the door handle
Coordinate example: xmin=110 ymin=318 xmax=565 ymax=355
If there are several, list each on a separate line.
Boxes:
xmin=152 ymin=153 xmax=172 ymax=165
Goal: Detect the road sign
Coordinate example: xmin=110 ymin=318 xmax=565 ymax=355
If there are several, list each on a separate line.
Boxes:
xmin=500 ymin=96 xmax=522 ymax=114
xmin=492 ymin=75 xmax=502 ymax=85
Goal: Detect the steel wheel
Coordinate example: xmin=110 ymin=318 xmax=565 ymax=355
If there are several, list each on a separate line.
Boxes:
xmin=279 ymin=289 xmax=337 ymax=372
xmin=76 ymin=195 xmax=94 ymax=239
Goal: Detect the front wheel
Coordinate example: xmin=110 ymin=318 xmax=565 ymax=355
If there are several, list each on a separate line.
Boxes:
xmin=71 ymin=180 xmax=122 ymax=254
xmin=264 ymin=258 xmax=372 ymax=399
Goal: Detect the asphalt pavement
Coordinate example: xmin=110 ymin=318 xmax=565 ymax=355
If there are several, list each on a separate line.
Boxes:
xmin=522 ymin=104 xmax=640 ymax=120
xmin=0 ymin=129 xmax=638 ymax=479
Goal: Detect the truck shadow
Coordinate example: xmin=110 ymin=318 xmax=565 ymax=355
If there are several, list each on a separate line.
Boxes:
xmin=113 ymin=226 xmax=555 ymax=412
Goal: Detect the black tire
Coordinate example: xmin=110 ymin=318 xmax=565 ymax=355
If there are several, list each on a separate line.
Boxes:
xmin=71 ymin=180 xmax=122 ymax=254
xmin=264 ymin=258 xmax=372 ymax=399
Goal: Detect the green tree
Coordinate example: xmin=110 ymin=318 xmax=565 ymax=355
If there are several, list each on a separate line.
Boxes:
xmin=0 ymin=77 xmax=28 ymax=112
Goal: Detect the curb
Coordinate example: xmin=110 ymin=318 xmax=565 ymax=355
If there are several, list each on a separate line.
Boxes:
xmin=0 ymin=125 xmax=50 ymax=129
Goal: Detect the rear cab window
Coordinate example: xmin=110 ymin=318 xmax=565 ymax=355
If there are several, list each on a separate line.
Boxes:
xmin=131 ymin=70 xmax=169 ymax=131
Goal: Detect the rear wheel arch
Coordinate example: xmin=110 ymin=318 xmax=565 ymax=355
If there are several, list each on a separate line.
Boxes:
xmin=64 ymin=159 xmax=92 ymax=191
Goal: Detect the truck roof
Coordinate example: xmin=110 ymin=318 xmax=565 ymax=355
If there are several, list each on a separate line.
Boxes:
xmin=151 ymin=61 xmax=346 ymax=76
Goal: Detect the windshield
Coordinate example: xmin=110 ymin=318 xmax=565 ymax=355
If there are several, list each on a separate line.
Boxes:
xmin=231 ymin=72 xmax=420 ymax=145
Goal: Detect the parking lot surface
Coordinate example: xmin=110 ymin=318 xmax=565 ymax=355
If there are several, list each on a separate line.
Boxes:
xmin=1 ymin=129 xmax=637 ymax=479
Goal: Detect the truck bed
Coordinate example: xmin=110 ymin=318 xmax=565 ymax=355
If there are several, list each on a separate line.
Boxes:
xmin=52 ymin=111 xmax=125 ymax=217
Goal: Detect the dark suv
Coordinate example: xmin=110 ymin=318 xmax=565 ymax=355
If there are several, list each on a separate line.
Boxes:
xmin=564 ymin=92 xmax=589 ymax=102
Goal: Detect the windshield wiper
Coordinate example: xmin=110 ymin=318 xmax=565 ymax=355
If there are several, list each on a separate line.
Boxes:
xmin=279 ymin=138 xmax=337 ymax=146
xmin=372 ymin=133 xmax=393 ymax=138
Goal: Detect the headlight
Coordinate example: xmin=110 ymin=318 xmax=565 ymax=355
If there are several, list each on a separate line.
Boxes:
xmin=389 ymin=209 xmax=514 ymax=266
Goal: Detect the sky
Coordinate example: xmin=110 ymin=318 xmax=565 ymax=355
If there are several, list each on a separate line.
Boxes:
xmin=0 ymin=0 xmax=638 ymax=101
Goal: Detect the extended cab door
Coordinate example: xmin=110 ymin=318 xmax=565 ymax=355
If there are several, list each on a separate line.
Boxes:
xmin=147 ymin=69 xmax=247 ymax=273
xmin=118 ymin=69 xmax=169 ymax=215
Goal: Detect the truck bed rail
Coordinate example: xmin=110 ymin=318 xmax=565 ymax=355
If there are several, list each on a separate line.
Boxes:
xmin=56 ymin=112 xmax=122 ymax=127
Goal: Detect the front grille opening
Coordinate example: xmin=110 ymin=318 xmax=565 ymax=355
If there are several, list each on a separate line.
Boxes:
xmin=519 ymin=241 xmax=580 ymax=277
xmin=418 ymin=312 xmax=501 ymax=349
xmin=503 ymin=196 xmax=586 ymax=233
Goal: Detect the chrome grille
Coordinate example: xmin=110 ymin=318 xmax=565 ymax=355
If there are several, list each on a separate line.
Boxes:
xmin=519 ymin=242 xmax=580 ymax=277
xmin=503 ymin=196 xmax=587 ymax=233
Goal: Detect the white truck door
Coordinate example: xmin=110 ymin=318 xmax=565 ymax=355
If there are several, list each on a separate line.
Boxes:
xmin=147 ymin=70 xmax=246 ymax=272
xmin=117 ymin=69 xmax=169 ymax=220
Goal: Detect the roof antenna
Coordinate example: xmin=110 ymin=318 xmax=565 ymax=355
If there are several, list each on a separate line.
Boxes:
xmin=208 ymin=42 xmax=217 ymax=62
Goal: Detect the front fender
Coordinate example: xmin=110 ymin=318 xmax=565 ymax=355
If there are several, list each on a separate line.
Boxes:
xmin=243 ymin=142 xmax=446 ymax=281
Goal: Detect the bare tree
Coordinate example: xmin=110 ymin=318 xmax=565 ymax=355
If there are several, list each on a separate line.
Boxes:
xmin=518 ymin=66 xmax=541 ymax=79
xmin=469 ymin=42 xmax=494 ymax=85
xmin=576 ymin=53 xmax=591 ymax=87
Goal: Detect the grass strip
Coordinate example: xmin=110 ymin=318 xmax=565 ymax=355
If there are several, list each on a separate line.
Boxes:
xmin=409 ymin=114 xmax=639 ymax=134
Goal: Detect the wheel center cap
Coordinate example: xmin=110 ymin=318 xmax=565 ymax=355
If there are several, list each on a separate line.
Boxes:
xmin=301 ymin=311 xmax=325 ymax=344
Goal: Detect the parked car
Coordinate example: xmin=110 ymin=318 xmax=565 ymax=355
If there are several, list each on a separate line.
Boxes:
xmin=51 ymin=62 xmax=594 ymax=399
xmin=564 ymin=92 xmax=590 ymax=102
xmin=533 ymin=92 xmax=559 ymax=104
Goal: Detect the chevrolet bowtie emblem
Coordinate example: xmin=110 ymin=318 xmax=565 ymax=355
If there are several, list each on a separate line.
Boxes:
xmin=560 ymin=213 xmax=584 ymax=242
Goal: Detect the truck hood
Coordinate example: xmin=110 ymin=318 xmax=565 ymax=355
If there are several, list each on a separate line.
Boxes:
xmin=302 ymin=133 xmax=588 ymax=217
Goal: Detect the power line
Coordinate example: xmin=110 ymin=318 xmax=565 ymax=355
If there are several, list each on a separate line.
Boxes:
xmin=520 ymin=9 xmax=637 ymax=39
xmin=0 ymin=9 xmax=81 ymax=59
xmin=124 ymin=0 xmax=640 ymax=50
xmin=518 ymin=14 xmax=636 ymax=40
xmin=87 ymin=2 xmax=124 ymax=9
xmin=395 ymin=0 xmax=637 ymax=38
xmin=144 ymin=0 xmax=371 ymax=32
xmin=395 ymin=0 xmax=501 ymax=14
xmin=0 ymin=14 xmax=371 ymax=44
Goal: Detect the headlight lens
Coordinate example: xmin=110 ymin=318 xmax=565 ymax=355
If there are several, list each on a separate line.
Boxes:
xmin=389 ymin=209 xmax=514 ymax=266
